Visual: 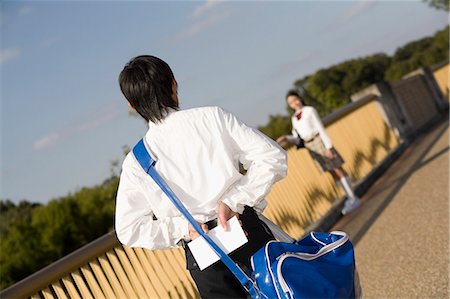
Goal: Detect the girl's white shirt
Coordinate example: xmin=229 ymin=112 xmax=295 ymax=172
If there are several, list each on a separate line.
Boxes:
xmin=287 ymin=106 xmax=333 ymax=149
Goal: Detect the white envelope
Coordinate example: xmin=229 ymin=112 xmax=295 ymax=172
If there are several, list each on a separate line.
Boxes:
xmin=187 ymin=216 xmax=248 ymax=270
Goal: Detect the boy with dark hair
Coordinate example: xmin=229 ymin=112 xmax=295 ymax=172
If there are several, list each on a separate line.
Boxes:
xmin=277 ymin=90 xmax=361 ymax=215
xmin=115 ymin=55 xmax=288 ymax=298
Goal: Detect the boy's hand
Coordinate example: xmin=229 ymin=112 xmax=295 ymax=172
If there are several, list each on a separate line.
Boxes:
xmin=218 ymin=202 xmax=239 ymax=231
xmin=188 ymin=222 xmax=209 ymax=240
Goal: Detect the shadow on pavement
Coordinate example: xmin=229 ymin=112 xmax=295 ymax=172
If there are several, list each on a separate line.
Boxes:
xmin=336 ymin=118 xmax=449 ymax=246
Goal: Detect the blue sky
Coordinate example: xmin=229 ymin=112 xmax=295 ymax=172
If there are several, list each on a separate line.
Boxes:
xmin=1 ymin=0 xmax=448 ymax=204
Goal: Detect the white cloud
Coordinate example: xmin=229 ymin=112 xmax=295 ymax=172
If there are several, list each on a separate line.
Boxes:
xmin=37 ymin=36 xmax=61 ymax=49
xmin=0 ymin=4 xmax=32 ymax=28
xmin=33 ymin=103 xmax=120 ymax=150
xmin=18 ymin=6 xmax=33 ymax=16
xmin=0 ymin=48 xmax=21 ymax=64
xmin=318 ymin=1 xmax=378 ymax=36
xmin=191 ymin=0 xmax=225 ymax=19
xmin=166 ymin=0 xmax=228 ymax=44
xmin=75 ymin=106 xmax=119 ymax=133
xmin=174 ymin=11 xmax=229 ymax=42
xmin=33 ymin=133 xmax=62 ymax=150
xmin=342 ymin=1 xmax=377 ymax=22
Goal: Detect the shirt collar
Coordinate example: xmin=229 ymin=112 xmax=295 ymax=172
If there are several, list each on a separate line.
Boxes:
xmin=148 ymin=107 xmax=179 ymax=127
xmin=292 ymin=107 xmax=304 ymax=119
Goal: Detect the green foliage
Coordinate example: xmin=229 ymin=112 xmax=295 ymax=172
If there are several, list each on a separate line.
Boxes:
xmin=72 ymin=177 xmax=119 ymax=241
xmin=0 ymin=176 xmax=119 ymax=290
xmin=258 ymin=114 xmax=292 ymax=140
xmin=423 ymin=0 xmax=449 ymax=11
xmin=295 ymin=53 xmax=391 ymax=116
xmin=260 ymin=53 xmax=391 ymax=141
xmin=261 ymin=26 xmax=448 ymax=142
xmin=0 ymin=201 xmax=44 ymax=290
xmin=385 ymin=26 xmax=449 ymax=80
xmin=31 ymin=198 xmax=84 ymax=258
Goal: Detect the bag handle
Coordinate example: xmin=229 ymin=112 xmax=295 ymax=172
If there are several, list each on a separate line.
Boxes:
xmin=132 ymin=139 xmax=263 ymax=298
xmin=294 ymin=231 xmax=349 ymax=261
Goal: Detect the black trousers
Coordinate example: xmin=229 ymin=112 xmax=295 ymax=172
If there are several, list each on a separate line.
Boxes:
xmin=184 ymin=207 xmax=274 ymax=299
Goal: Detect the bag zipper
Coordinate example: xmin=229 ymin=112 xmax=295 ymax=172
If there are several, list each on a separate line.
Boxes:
xmin=276 ymin=255 xmax=294 ymax=298
xmin=275 ymin=232 xmax=349 ymax=298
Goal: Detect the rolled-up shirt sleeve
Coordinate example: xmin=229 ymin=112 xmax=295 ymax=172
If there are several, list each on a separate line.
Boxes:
xmin=115 ymin=162 xmax=190 ymax=250
xmin=217 ymin=108 xmax=288 ymax=214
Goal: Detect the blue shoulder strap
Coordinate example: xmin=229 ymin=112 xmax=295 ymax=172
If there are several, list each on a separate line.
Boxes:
xmin=132 ymin=139 xmax=262 ymax=298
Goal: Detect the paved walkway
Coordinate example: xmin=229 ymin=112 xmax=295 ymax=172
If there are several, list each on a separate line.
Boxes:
xmin=333 ymin=118 xmax=449 ymax=298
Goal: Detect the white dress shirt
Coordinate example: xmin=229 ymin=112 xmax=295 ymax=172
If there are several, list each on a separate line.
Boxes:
xmin=115 ymin=106 xmax=287 ymax=250
xmin=286 ymin=106 xmax=333 ymax=149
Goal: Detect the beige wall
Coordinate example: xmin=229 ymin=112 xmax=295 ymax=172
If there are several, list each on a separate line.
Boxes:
xmin=433 ymin=63 xmax=449 ymax=101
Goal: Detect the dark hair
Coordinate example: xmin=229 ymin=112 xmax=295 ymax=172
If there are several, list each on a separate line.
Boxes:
xmin=285 ymin=90 xmax=305 ymax=105
xmin=119 ymin=55 xmax=178 ymax=123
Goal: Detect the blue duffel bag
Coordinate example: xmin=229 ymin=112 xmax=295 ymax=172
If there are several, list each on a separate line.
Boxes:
xmin=133 ymin=138 xmax=361 ymax=299
xmin=251 ymin=231 xmax=361 ymax=299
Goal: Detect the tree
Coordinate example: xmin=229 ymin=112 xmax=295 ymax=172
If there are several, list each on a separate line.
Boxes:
xmin=260 ymin=25 xmax=448 ymax=143
xmin=294 ymin=53 xmax=391 ymax=116
xmin=423 ymin=0 xmax=449 ymax=11
xmin=0 ymin=200 xmax=44 ymax=290
xmin=73 ymin=177 xmax=118 ymax=242
xmin=0 ymin=176 xmax=120 ymax=290
xmin=385 ymin=26 xmax=449 ymax=80
xmin=31 ymin=198 xmax=85 ymax=259
xmin=258 ymin=114 xmax=292 ymax=141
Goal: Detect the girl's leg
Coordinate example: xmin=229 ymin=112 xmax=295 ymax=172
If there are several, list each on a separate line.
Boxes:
xmin=331 ymin=168 xmax=361 ymax=214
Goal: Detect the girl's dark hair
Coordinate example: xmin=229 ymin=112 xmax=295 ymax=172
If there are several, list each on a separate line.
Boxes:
xmin=285 ymin=90 xmax=305 ymax=105
xmin=119 ymin=55 xmax=178 ymax=123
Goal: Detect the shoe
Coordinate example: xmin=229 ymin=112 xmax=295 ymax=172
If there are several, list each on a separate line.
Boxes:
xmin=341 ymin=197 xmax=361 ymax=215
